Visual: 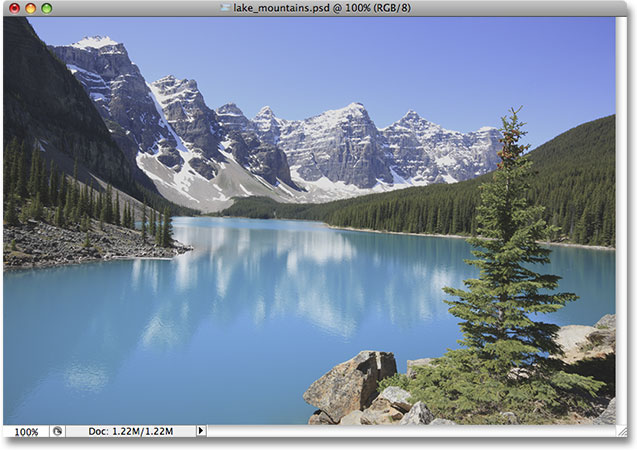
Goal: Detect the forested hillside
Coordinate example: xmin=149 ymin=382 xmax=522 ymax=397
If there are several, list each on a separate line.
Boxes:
xmin=221 ymin=115 xmax=615 ymax=247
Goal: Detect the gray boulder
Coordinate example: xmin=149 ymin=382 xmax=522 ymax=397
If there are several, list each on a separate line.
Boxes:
xmin=429 ymin=418 xmax=457 ymax=425
xmin=389 ymin=407 xmax=405 ymax=421
xmin=308 ymin=410 xmax=335 ymax=425
xmin=500 ymin=411 xmax=519 ymax=425
xmin=595 ymin=314 xmax=615 ymax=329
xmin=399 ymin=402 xmax=434 ymax=425
xmin=587 ymin=328 xmax=615 ymax=348
xmin=593 ymin=398 xmax=616 ymax=425
xmin=379 ymin=386 xmax=413 ymax=412
xmin=360 ymin=408 xmax=393 ymax=425
xmin=303 ymin=351 xmax=397 ymax=424
xmin=556 ymin=325 xmax=597 ymax=354
xmin=406 ymin=358 xmax=434 ymax=378
xmin=339 ymin=410 xmax=364 ymax=425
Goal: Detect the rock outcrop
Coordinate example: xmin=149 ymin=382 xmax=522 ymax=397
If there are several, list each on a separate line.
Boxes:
xmin=304 ymin=314 xmax=616 ymax=426
xmin=3 ymin=219 xmax=191 ymax=270
xmin=556 ymin=315 xmax=616 ymax=363
xmin=303 ymin=351 xmax=397 ymax=424
xmin=358 ymin=386 xmax=414 ymax=424
xmin=593 ymin=398 xmax=616 ymax=425
xmin=399 ymin=402 xmax=435 ymax=425
xmin=429 ymin=418 xmax=457 ymax=425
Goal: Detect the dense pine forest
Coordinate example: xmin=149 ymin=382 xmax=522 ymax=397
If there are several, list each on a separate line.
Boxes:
xmin=221 ymin=115 xmax=615 ymax=247
xmin=3 ymin=137 xmax=179 ymax=248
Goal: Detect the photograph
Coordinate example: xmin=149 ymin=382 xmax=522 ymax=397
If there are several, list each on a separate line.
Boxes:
xmin=3 ymin=14 xmax=617 ymax=429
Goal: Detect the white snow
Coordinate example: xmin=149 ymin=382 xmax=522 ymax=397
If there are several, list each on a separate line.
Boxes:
xmin=389 ymin=167 xmax=411 ymax=186
xmin=435 ymin=154 xmax=455 ymax=167
xmin=477 ymin=126 xmax=497 ymax=132
xmin=71 ymin=36 xmax=119 ymax=49
xmin=146 ymin=84 xmax=190 ymax=153
xmin=66 ymin=65 xmax=107 ymax=84
xmin=276 ymin=181 xmax=295 ymax=196
xmin=136 ymin=153 xmax=201 ymax=204
xmin=218 ymin=143 xmax=237 ymax=164
xmin=238 ymin=184 xmax=253 ymax=196
xmin=442 ymin=174 xmax=458 ymax=183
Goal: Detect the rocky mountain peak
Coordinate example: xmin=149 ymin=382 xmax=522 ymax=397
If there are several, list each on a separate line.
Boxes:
xmin=217 ymin=102 xmax=246 ymax=116
xmin=402 ymin=109 xmax=421 ymax=120
xmin=151 ymin=75 xmax=198 ymax=93
xmin=475 ymin=126 xmax=499 ymax=133
xmin=255 ymin=105 xmax=276 ymax=119
xmin=346 ymin=101 xmax=365 ymax=110
xmin=257 ymin=106 xmax=274 ymax=116
xmin=340 ymin=102 xmax=367 ymax=117
xmin=216 ymin=103 xmax=255 ymax=134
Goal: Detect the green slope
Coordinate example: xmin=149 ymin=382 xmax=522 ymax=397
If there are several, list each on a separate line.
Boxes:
xmin=221 ymin=115 xmax=615 ymax=247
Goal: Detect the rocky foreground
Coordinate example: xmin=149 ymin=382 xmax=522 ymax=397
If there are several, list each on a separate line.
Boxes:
xmin=303 ymin=315 xmax=616 ymax=425
xmin=3 ymin=219 xmax=192 ymax=270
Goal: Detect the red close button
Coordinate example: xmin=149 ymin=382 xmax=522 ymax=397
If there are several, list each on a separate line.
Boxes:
xmin=9 ymin=3 xmax=20 ymax=14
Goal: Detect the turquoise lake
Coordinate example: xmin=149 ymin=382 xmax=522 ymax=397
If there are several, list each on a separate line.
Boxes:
xmin=3 ymin=217 xmax=616 ymax=424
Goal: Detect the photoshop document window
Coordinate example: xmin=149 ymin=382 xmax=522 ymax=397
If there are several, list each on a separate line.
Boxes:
xmin=1 ymin=0 xmax=628 ymax=440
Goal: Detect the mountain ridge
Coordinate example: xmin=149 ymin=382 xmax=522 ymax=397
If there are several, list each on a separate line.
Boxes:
xmin=220 ymin=114 xmax=616 ymax=247
xmin=49 ymin=34 xmax=503 ymax=212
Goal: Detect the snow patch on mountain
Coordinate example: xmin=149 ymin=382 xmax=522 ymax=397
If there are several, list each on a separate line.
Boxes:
xmin=147 ymin=82 xmax=190 ymax=153
xmin=71 ymin=36 xmax=119 ymax=49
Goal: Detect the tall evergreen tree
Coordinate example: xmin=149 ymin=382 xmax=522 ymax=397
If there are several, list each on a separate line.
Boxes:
xmin=141 ymin=202 xmax=147 ymax=242
xmin=57 ymin=174 xmax=67 ymax=208
xmin=54 ymin=204 xmax=64 ymax=227
xmin=381 ymin=108 xmax=604 ymax=424
xmin=94 ymin=189 xmax=102 ymax=219
xmin=48 ymin=161 xmax=58 ymax=207
xmin=15 ymin=142 xmax=28 ymax=199
xmin=88 ymin=183 xmax=95 ymax=218
xmin=129 ymin=203 xmax=136 ymax=229
xmin=155 ymin=212 xmax=163 ymax=246
xmin=4 ymin=195 xmax=19 ymax=226
xmin=114 ymin=192 xmax=121 ymax=226
xmin=38 ymin=157 xmax=48 ymax=206
xmin=105 ymin=184 xmax=113 ymax=224
xmin=10 ymin=141 xmax=21 ymax=197
xmin=29 ymin=193 xmax=44 ymax=221
xmin=64 ymin=188 xmax=74 ymax=225
xmin=28 ymin=146 xmax=40 ymax=198
xmin=149 ymin=208 xmax=156 ymax=235
xmin=100 ymin=193 xmax=108 ymax=227
xmin=162 ymin=206 xmax=172 ymax=248
xmin=3 ymin=139 xmax=16 ymax=200
xmin=443 ymin=108 xmax=577 ymax=370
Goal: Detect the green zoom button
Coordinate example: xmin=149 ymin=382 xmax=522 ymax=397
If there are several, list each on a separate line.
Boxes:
xmin=42 ymin=3 xmax=53 ymax=14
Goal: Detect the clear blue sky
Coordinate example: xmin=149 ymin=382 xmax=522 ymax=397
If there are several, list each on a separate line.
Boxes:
xmin=29 ymin=17 xmax=615 ymax=148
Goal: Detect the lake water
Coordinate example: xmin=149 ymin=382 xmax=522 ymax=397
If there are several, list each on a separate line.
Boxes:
xmin=3 ymin=217 xmax=616 ymax=424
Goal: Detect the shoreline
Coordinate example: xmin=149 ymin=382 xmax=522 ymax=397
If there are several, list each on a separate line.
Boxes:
xmin=214 ymin=215 xmax=614 ymax=251
xmin=2 ymin=254 xmax=184 ymax=272
xmin=325 ymin=224 xmax=615 ymax=250
xmin=3 ymin=220 xmax=193 ymax=272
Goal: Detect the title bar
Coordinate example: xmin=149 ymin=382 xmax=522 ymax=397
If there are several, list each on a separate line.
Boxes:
xmin=2 ymin=1 xmax=628 ymax=17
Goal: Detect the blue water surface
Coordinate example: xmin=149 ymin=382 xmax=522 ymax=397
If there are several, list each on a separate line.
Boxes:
xmin=3 ymin=217 xmax=616 ymax=424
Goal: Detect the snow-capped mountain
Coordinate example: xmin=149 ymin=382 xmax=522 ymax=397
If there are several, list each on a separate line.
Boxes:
xmin=51 ymin=36 xmax=187 ymax=170
xmin=51 ymin=37 xmax=301 ymax=211
xmin=217 ymin=103 xmax=503 ymax=200
xmin=382 ymin=110 xmax=502 ymax=184
xmin=52 ymin=36 xmax=502 ymax=212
